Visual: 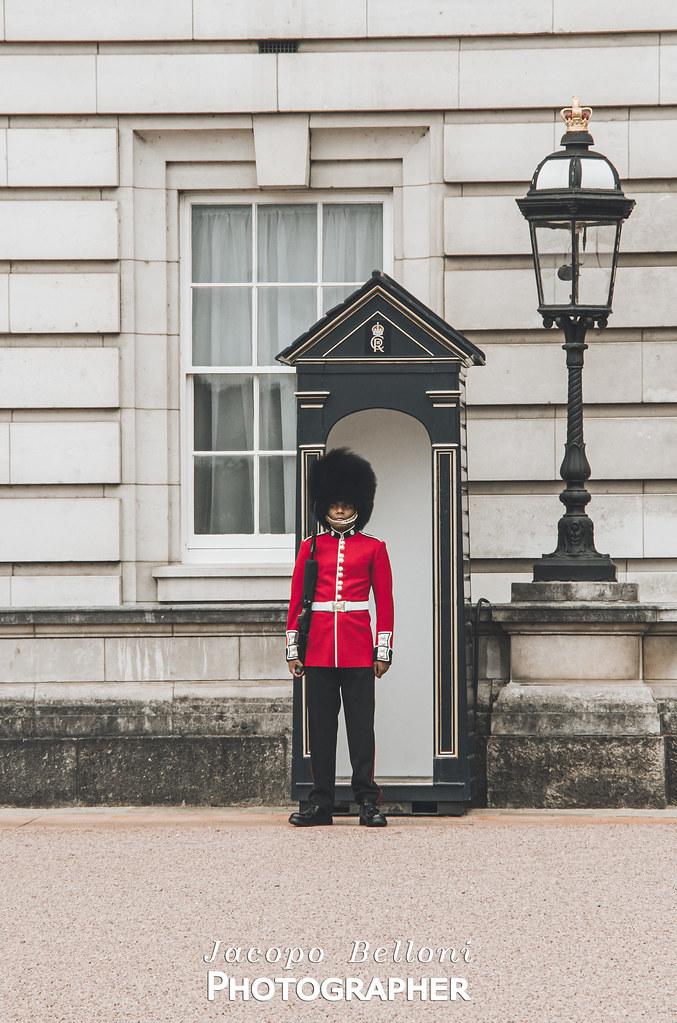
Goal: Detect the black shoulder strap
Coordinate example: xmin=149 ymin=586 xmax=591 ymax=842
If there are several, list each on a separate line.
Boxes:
xmin=297 ymin=510 xmax=319 ymax=663
xmin=309 ymin=510 xmax=318 ymax=559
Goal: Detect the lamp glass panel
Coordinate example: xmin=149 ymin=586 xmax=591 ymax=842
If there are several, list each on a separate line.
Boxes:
xmin=534 ymin=220 xmax=575 ymax=307
xmin=575 ymin=221 xmax=617 ymax=307
xmin=535 ymin=159 xmax=570 ymax=190
xmin=579 ymin=158 xmax=616 ymax=190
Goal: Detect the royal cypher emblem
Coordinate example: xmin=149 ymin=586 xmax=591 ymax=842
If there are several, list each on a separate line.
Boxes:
xmin=368 ymin=321 xmax=386 ymax=353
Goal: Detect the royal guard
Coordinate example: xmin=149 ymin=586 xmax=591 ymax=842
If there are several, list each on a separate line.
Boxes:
xmin=286 ymin=448 xmax=394 ymax=828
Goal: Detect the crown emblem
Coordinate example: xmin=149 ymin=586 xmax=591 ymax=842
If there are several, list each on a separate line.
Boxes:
xmin=561 ymin=96 xmax=592 ymax=132
xmin=369 ymin=320 xmax=386 ymax=353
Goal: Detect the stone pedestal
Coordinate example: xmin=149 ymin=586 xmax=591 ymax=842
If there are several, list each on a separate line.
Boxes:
xmin=486 ymin=582 xmax=668 ymax=808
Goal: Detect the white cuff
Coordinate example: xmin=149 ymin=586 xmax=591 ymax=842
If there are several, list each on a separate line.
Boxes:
xmin=286 ymin=629 xmax=299 ymax=660
xmin=375 ymin=631 xmax=393 ymax=663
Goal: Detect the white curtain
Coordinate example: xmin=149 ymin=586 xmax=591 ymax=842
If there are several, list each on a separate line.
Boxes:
xmin=192 ymin=205 xmax=252 ymax=366
xmin=193 ymin=374 xmax=254 ymax=534
xmin=192 ymin=205 xmax=251 ymax=283
xmin=257 ymin=286 xmax=315 ymax=364
xmin=323 ymin=204 xmax=382 ymax=281
xmin=195 ymin=456 xmax=254 ymax=534
xmin=192 ymin=287 xmax=251 ymax=366
xmin=257 ymin=204 xmax=316 ymax=281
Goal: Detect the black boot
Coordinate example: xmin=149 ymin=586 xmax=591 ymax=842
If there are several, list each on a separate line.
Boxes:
xmin=359 ymin=802 xmax=387 ymax=827
xmin=288 ymin=803 xmax=333 ymax=827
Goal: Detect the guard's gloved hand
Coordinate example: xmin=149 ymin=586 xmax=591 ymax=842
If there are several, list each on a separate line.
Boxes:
xmin=374 ymin=661 xmax=390 ymax=678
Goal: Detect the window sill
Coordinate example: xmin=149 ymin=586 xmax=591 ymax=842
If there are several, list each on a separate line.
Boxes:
xmin=153 ymin=562 xmax=293 ymax=603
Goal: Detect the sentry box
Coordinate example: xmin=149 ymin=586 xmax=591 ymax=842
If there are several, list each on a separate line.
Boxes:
xmin=277 ymin=271 xmax=485 ymax=816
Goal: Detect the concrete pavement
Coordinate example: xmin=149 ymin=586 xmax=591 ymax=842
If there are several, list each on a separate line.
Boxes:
xmin=0 ymin=806 xmax=675 ymax=1022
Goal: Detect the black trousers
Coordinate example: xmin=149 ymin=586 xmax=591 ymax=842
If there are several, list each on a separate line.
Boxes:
xmin=305 ymin=666 xmax=381 ymax=811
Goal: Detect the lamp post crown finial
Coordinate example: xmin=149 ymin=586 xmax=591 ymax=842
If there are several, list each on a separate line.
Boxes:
xmin=561 ymin=96 xmax=593 ymax=132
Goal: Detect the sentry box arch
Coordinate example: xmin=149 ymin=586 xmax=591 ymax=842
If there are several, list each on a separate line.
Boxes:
xmin=277 ymin=271 xmax=485 ymax=816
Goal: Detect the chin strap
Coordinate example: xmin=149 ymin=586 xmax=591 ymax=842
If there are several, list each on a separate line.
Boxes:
xmin=324 ymin=510 xmax=358 ymax=529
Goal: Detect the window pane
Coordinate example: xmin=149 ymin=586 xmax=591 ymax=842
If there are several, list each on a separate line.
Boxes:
xmin=260 ymin=374 xmax=296 ymax=450
xmin=259 ymin=455 xmax=295 ymax=533
xmin=192 ymin=287 xmax=252 ymax=366
xmin=194 ymin=455 xmax=254 ymax=534
xmin=194 ymin=374 xmax=254 ymax=451
xmin=257 ymin=205 xmax=317 ymax=282
xmin=322 ymin=204 xmax=382 ymax=282
xmin=257 ymin=286 xmax=316 ymax=365
xmin=189 ymin=199 xmax=384 ymax=541
xmin=322 ymin=285 xmax=356 ymax=314
xmin=192 ymin=205 xmax=252 ymax=283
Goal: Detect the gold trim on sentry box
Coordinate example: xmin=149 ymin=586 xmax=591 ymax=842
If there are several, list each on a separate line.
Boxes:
xmin=433 ymin=446 xmax=459 ymax=759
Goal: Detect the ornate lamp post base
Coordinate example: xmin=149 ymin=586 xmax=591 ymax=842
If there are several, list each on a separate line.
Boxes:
xmin=533 ymin=549 xmax=617 ymax=583
xmin=532 ymin=315 xmax=617 ymax=583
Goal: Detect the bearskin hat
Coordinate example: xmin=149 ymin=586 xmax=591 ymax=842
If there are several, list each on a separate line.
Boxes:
xmin=309 ymin=447 xmax=377 ymax=531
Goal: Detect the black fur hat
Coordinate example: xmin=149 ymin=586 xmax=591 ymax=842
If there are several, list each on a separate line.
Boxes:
xmin=309 ymin=447 xmax=377 ymax=531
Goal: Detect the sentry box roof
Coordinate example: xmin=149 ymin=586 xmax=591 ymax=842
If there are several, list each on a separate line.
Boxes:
xmin=276 ymin=270 xmax=485 ymax=369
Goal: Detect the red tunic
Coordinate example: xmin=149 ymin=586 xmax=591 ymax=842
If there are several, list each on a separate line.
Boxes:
xmin=286 ymin=527 xmax=394 ymax=668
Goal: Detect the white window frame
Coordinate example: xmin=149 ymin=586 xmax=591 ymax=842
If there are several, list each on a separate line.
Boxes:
xmin=179 ymin=190 xmax=393 ymax=564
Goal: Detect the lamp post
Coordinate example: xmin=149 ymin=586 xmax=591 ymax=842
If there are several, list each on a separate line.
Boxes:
xmin=516 ymin=99 xmax=635 ymax=582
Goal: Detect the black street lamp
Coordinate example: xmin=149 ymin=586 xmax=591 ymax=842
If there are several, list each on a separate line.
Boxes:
xmin=516 ymin=98 xmax=635 ymax=582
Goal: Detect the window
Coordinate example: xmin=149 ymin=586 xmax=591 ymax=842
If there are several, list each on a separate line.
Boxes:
xmin=182 ymin=195 xmax=387 ymax=556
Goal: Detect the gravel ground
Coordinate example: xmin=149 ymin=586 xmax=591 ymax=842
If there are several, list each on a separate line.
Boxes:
xmin=0 ymin=806 xmax=675 ymax=1023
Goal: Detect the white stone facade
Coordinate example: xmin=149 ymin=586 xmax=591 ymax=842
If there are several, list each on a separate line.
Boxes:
xmin=0 ymin=3 xmax=675 ymax=611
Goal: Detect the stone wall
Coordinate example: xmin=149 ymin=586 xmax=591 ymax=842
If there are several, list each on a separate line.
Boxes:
xmin=1 ymin=600 xmax=676 ymax=809
xmin=0 ymin=608 xmax=292 ymax=806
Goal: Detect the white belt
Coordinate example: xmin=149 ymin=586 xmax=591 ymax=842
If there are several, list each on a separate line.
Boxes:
xmin=311 ymin=600 xmax=370 ymax=612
